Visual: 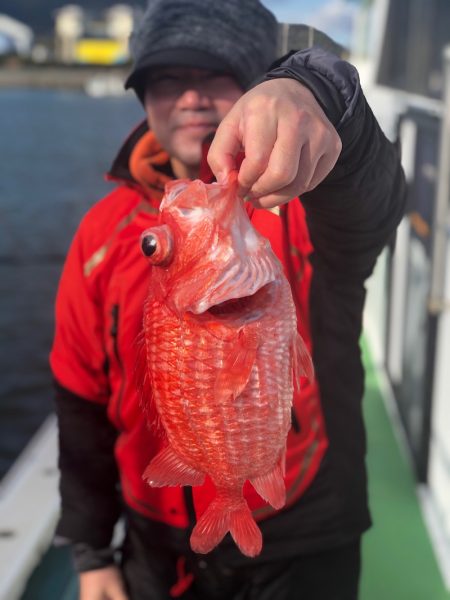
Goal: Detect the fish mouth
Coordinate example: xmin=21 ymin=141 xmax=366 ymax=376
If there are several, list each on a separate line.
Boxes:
xmin=208 ymin=296 xmax=254 ymax=316
xmin=206 ymin=282 xmax=277 ymax=320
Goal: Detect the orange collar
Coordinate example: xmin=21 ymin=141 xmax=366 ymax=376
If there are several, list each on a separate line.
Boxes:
xmin=128 ymin=131 xmax=172 ymax=201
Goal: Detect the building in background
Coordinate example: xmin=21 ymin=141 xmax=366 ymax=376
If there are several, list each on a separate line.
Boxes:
xmin=0 ymin=14 xmax=33 ymax=57
xmin=54 ymin=3 xmax=134 ymax=65
xmin=54 ymin=5 xmax=83 ymax=63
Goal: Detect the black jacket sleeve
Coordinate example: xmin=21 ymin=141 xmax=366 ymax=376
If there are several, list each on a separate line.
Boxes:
xmin=264 ymin=48 xmax=406 ymax=280
xmin=54 ymin=381 xmax=121 ymax=550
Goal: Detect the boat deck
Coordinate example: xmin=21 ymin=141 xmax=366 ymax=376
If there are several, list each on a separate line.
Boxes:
xmin=19 ymin=342 xmax=450 ymax=599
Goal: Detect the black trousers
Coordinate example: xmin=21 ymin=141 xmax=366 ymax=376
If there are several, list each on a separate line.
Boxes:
xmin=121 ymin=530 xmax=361 ymax=600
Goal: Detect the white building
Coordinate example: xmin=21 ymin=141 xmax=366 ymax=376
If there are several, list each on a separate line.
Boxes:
xmin=54 ymin=4 xmax=84 ymax=63
xmin=0 ymin=14 xmax=33 ymax=56
xmin=104 ymin=4 xmax=134 ymax=46
xmin=53 ymin=4 xmax=134 ymax=65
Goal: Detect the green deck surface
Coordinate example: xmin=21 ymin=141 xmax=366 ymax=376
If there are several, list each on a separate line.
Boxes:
xmin=20 ymin=341 xmax=449 ymax=599
xmin=360 ymin=342 xmax=449 ymax=600
xmin=20 ymin=546 xmax=77 ymax=600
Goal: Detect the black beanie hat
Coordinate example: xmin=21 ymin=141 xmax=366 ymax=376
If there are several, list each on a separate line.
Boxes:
xmin=125 ymin=0 xmax=278 ymax=99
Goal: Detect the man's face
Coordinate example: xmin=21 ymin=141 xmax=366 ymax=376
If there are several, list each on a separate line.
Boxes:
xmin=144 ymin=67 xmax=243 ymax=175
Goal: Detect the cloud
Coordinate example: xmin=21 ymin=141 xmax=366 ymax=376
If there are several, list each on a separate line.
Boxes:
xmin=308 ymin=0 xmax=358 ymax=45
xmin=262 ymin=0 xmax=360 ymax=45
xmin=262 ymin=0 xmax=314 ymax=24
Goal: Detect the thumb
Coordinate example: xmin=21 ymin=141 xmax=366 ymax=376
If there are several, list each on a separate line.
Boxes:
xmin=213 ymin=154 xmax=237 ymax=185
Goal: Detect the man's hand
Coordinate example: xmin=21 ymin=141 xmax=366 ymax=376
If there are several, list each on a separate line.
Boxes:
xmin=79 ymin=565 xmax=129 ymax=600
xmin=208 ymin=78 xmax=342 ymax=209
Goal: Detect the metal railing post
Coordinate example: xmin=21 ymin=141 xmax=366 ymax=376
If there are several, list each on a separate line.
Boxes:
xmin=429 ymin=45 xmax=450 ymax=314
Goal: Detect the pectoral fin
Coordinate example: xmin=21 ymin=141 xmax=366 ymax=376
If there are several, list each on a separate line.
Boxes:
xmin=214 ymin=327 xmax=259 ymax=402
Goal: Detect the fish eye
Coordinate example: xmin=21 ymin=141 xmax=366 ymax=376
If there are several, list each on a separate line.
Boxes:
xmin=140 ymin=225 xmax=174 ymax=266
xmin=141 ymin=235 xmax=157 ymax=256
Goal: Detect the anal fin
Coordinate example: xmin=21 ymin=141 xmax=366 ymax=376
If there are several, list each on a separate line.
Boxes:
xmin=293 ymin=331 xmax=314 ymax=388
xmin=250 ymin=462 xmax=286 ymax=509
xmin=143 ymin=446 xmax=205 ymax=487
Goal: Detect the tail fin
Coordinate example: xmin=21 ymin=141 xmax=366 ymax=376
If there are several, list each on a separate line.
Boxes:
xmin=190 ymin=496 xmax=262 ymax=558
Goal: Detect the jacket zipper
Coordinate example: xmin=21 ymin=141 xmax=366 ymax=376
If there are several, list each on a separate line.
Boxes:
xmin=111 ymin=304 xmax=126 ymax=431
xmin=291 ymin=408 xmax=301 ymax=433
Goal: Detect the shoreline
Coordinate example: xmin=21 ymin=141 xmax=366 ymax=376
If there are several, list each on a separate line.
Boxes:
xmin=0 ymin=65 xmax=130 ymax=92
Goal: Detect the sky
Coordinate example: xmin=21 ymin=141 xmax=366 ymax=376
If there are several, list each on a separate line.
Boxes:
xmin=262 ymin=0 xmax=362 ymax=48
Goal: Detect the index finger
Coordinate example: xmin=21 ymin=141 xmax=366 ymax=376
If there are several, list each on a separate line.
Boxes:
xmin=236 ymin=113 xmax=277 ymax=197
xmin=208 ymin=116 xmax=241 ymax=184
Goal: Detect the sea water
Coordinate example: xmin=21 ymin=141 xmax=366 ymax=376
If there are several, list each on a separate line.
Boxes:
xmin=0 ymin=88 xmax=143 ymax=478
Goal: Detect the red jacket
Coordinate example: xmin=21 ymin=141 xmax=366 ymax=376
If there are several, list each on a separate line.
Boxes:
xmin=50 ymin=126 xmax=328 ymax=530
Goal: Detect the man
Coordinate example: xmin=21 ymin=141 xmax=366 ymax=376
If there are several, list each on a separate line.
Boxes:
xmin=51 ymin=1 xmax=406 ymax=599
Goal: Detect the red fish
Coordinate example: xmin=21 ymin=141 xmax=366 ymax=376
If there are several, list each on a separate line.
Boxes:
xmin=139 ymin=175 xmax=313 ymax=557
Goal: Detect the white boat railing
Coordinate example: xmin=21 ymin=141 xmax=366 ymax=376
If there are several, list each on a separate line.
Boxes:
xmin=0 ymin=415 xmax=60 ymax=600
